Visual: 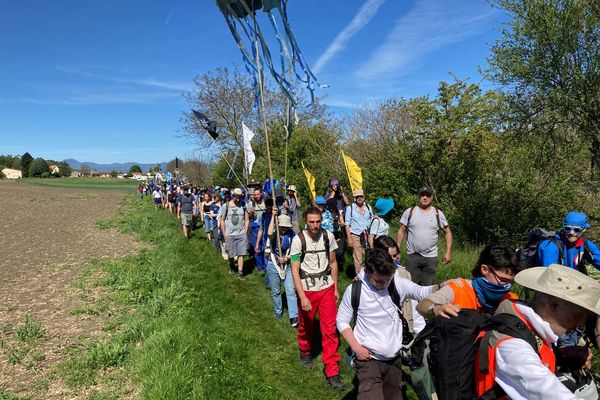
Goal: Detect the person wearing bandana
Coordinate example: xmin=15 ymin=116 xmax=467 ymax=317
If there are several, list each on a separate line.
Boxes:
xmin=416 ymin=244 xmax=522 ymax=319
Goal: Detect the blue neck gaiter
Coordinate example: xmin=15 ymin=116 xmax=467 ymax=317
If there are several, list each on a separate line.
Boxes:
xmin=471 ymin=276 xmax=512 ymax=310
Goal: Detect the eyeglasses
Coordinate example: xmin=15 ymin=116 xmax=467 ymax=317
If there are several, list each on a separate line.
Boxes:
xmin=488 ymin=267 xmax=514 ymax=285
xmin=355 ymin=196 xmax=364 ymax=199
xmin=563 ymin=226 xmax=584 ymax=234
xmin=420 ymin=193 xmax=432 ymax=198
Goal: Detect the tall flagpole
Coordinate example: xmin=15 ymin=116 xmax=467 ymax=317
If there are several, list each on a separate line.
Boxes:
xmin=251 ymin=10 xmax=283 ymax=268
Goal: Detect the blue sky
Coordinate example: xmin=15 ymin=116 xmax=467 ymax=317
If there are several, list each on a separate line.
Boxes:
xmin=0 ymin=0 xmax=504 ymax=164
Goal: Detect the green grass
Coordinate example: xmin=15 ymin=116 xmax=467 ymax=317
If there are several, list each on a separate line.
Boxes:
xmin=21 ymin=177 xmax=139 ymax=190
xmin=55 ymin=196 xmax=598 ymax=399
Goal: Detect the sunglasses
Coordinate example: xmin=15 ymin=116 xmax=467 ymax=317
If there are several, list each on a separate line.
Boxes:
xmin=355 ymin=195 xmax=364 ymax=199
xmin=563 ymin=226 xmax=584 ymax=234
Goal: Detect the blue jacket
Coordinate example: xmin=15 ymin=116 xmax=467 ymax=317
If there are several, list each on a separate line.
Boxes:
xmin=536 ymin=234 xmax=600 ymax=270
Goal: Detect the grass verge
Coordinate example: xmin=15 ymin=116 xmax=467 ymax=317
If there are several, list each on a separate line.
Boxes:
xmin=57 ymin=196 xmax=598 ymax=399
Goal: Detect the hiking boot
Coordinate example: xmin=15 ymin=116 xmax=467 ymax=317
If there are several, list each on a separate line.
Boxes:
xmin=290 ymin=317 xmax=299 ymax=328
xmin=237 ymin=271 xmax=244 ymax=280
xmin=299 ymin=354 xmax=312 ymax=369
xmin=327 ymin=375 xmax=345 ymax=390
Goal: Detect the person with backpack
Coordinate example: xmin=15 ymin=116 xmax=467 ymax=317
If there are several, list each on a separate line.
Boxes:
xmin=474 ymin=265 xmax=600 ymax=400
xmin=177 ymin=185 xmax=196 ymax=240
xmin=536 ymin=211 xmax=600 ymax=272
xmin=290 ymin=206 xmax=343 ymax=390
xmin=264 ymin=213 xmax=298 ymax=327
xmin=326 ymin=178 xmax=350 ymax=215
xmin=336 ymin=248 xmax=444 ymax=400
xmin=368 ymin=198 xmax=394 ymax=249
xmin=220 ymin=187 xmax=249 ymax=280
xmin=246 ymin=187 xmax=268 ymax=274
xmin=345 ymin=189 xmax=373 ymax=276
xmin=396 ymin=186 xmax=452 ymax=286
xmin=416 ymin=244 xmax=522 ymax=320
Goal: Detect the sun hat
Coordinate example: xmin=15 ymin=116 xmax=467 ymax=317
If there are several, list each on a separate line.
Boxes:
xmin=315 ymin=196 xmax=326 ymax=205
xmin=278 ymin=215 xmax=293 ymax=228
xmin=352 ymin=188 xmax=364 ymax=197
xmin=287 ymin=185 xmax=297 ymax=192
xmin=232 ymin=188 xmax=243 ymax=196
xmin=563 ymin=211 xmax=591 ymax=229
xmin=515 ymin=264 xmax=600 ymax=315
xmin=374 ymin=198 xmax=394 ymax=216
xmin=418 ymin=186 xmax=434 ymax=196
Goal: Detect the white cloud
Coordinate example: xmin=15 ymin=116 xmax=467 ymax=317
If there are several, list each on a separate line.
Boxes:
xmin=356 ymin=0 xmax=495 ymax=80
xmin=312 ymin=0 xmax=386 ymax=74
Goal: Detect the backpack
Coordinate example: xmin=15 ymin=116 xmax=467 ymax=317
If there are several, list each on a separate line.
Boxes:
xmin=407 ymin=309 xmax=538 ymax=400
xmin=297 ymin=230 xmax=332 ymax=288
xmin=517 ymin=228 xmax=591 ymax=274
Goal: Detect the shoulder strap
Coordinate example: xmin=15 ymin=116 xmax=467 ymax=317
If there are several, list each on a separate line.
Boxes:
xmin=434 ymin=207 xmax=441 ymax=229
xmin=223 ymin=202 xmax=230 ymax=219
xmin=547 ymin=236 xmax=565 ymax=264
xmin=407 ymin=206 xmax=416 ymax=226
xmin=387 ymin=277 xmax=402 ymax=310
xmin=351 ymin=280 xmax=362 ymax=324
xmin=299 ymin=231 xmax=307 ymax=263
xmin=323 ymin=229 xmax=330 ymax=256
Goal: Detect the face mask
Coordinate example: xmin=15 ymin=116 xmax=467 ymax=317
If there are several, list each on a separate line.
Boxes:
xmin=471 ymin=276 xmax=512 ymax=310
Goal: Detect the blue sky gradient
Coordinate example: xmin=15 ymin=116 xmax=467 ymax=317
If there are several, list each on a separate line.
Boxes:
xmin=0 ymin=0 xmax=505 ymax=164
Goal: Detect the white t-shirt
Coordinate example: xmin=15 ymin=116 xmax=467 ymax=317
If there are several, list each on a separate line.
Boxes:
xmin=400 ymin=206 xmax=448 ymax=257
xmin=290 ymin=229 xmax=338 ymax=292
xmin=369 ymin=217 xmax=389 ymax=238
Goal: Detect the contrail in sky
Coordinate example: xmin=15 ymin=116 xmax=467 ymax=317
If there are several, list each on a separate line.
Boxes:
xmin=165 ymin=8 xmax=173 ymax=25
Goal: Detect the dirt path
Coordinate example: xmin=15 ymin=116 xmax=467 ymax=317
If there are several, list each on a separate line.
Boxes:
xmin=0 ymin=181 xmax=146 ymax=398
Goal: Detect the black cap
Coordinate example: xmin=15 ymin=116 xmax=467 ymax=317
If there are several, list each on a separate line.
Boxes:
xmin=418 ymin=186 xmax=434 ymax=196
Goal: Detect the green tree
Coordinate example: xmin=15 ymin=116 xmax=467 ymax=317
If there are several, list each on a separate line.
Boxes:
xmin=58 ymin=162 xmax=72 ymax=177
xmin=20 ymin=152 xmax=33 ymax=177
xmin=110 ymin=170 xmax=118 ymax=178
xmin=29 ymin=158 xmax=48 ymax=177
xmin=487 ymin=0 xmax=600 ymax=173
xmin=129 ymin=165 xmax=142 ymax=174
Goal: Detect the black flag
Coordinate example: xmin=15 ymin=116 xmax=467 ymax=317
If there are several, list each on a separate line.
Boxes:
xmin=175 ymin=157 xmax=179 ymax=169
xmin=192 ymin=110 xmax=219 ymax=139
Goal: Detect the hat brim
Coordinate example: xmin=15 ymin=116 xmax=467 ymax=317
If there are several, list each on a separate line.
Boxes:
xmin=515 ymin=266 xmax=600 ymax=315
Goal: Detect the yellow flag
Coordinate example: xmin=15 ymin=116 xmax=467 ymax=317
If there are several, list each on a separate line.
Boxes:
xmin=301 ymin=162 xmax=316 ymax=202
xmin=342 ymin=151 xmax=363 ymax=192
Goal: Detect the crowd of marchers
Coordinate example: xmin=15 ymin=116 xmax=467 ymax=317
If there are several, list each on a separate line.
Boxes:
xmin=137 ymin=179 xmax=600 ymax=400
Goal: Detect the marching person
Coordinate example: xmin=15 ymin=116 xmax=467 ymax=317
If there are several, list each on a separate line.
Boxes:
xmin=220 ymin=188 xmax=249 ymax=280
xmin=290 ymin=206 xmax=344 ymax=390
xmin=337 ymin=248 xmax=442 ymax=399
xmin=475 ymin=264 xmax=600 ymax=400
xmin=177 ymin=185 xmax=196 ymax=240
xmin=396 ymin=186 xmax=452 ymax=286
xmin=345 ymin=189 xmax=373 ymax=276
xmin=285 ymin=184 xmax=301 ymax=233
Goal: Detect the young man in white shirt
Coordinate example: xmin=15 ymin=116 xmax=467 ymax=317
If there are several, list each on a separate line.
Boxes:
xmin=337 ymin=248 xmax=441 ymax=399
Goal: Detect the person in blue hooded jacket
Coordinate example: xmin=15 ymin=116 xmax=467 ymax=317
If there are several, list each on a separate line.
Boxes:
xmin=536 ymin=211 xmax=600 ymax=272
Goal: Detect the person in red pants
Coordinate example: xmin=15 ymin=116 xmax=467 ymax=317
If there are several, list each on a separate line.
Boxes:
xmin=290 ymin=206 xmax=343 ymax=390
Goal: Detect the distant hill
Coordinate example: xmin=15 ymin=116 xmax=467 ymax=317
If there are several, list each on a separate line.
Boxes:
xmin=63 ymin=159 xmax=167 ymax=173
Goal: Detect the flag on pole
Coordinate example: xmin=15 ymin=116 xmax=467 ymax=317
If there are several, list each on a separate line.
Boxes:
xmin=192 ymin=109 xmax=219 ymax=139
xmin=242 ymin=122 xmax=256 ymax=175
xmin=301 ymin=162 xmax=316 ymax=202
xmin=342 ymin=151 xmax=363 ymax=192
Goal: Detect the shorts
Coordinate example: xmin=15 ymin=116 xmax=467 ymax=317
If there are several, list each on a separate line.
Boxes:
xmin=225 ymin=234 xmax=248 ymax=257
xmin=203 ymin=215 xmax=213 ymax=233
xmin=154 ymin=197 xmax=161 ymax=205
xmin=180 ymin=213 xmax=193 ymax=227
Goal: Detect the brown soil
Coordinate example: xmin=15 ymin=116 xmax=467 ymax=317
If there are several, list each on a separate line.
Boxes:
xmin=0 ymin=181 xmax=146 ymax=398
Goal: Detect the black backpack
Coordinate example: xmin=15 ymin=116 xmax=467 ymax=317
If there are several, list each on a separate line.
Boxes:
xmin=407 ymin=308 xmax=538 ymax=400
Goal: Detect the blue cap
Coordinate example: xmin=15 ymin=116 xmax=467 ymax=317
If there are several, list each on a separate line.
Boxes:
xmin=315 ymin=196 xmax=326 ymax=205
xmin=374 ymin=198 xmax=394 ymax=216
xmin=563 ymin=211 xmax=591 ymax=229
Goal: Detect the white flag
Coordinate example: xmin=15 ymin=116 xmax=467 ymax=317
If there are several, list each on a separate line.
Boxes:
xmin=242 ymin=122 xmax=256 ymax=175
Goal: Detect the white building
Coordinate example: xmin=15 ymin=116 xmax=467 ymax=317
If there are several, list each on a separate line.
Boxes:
xmin=2 ymin=168 xmax=22 ymax=179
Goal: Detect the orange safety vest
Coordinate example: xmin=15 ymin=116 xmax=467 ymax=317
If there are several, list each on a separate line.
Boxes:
xmin=448 ymin=279 xmax=519 ymax=310
xmin=474 ymin=300 xmax=556 ymax=399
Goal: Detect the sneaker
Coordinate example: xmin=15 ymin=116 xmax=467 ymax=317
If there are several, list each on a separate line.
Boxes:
xmin=290 ymin=317 xmax=299 ymax=328
xmin=299 ymin=354 xmax=313 ymax=369
xmin=237 ymin=271 xmax=244 ymax=280
xmin=327 ymin=375 xmax=345 ymax=390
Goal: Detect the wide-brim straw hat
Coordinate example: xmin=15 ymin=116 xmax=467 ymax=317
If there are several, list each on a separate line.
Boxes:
xmin=515 ymin=264 xmax=600 ymax=315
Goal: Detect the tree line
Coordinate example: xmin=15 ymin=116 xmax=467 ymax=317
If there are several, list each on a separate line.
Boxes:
xmin=0 ymin=153 xmax=73 ymax=178
xmin=181 ymin=0 xmax=599 ymax=246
